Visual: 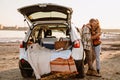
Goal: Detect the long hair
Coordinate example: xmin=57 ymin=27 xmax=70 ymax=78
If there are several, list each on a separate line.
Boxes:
xmin=89 ymin=18 xmax=101 ymax=31
xmin=89 ymin=18 xmax=96 ymax=24
xmin=96 ymin=19 xmax=100 ymax=29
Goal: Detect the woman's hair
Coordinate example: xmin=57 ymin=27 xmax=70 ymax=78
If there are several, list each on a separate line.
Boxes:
xmin=96 ymin=19 xmax=100 ymax=28
xmin=89 ymin=18 xmax=100 ymax=29
xmin=95 ymin=19 xmax=100 ymax=31
xmin=89 ymin=18 xmax=96 ymax=23
xmin=89 ymin=18 xmax=101 ymax=35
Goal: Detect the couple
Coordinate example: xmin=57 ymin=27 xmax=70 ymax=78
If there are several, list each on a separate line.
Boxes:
xmin=82 ymin=18 xmax=102 ymax=77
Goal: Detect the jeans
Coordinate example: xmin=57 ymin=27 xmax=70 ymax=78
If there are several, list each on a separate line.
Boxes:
xmin=94 ymin=45 xmax=101 ymax=70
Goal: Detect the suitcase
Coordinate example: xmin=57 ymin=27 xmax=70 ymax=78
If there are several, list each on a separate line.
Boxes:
xmin=50 ymin=56 xmax=77 ymax=73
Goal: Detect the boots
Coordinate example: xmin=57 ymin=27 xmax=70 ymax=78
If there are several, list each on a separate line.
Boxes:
xmin=74 ymin=60 xmax=85 ymax=79
xmin=86 ymin=69 xmax=101 ymax=77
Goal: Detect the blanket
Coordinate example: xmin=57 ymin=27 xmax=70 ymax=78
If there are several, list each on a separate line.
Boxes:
xmin=27 ymin=43 xmax=71 ymax=79
xmin=27 ymin=44 xmax=52 ymax=79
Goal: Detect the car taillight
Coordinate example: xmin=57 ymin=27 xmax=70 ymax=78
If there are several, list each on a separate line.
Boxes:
xmin=74 ymin=40 xmax=80 ymax=48
xmin=21 ymin=59 xmax=25 ymax=63
xmin=20 ymin=44 xmax=24 ymax=48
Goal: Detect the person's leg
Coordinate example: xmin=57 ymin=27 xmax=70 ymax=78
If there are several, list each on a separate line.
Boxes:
xmin=74 ymin=60 xmax=85 ymax=78
xmin=85 ymin=50 xmax=94 ymax=70
xmin=85 ymin=49 xmax=101 ymax=77
xmin=92 ymin=47 xmax=96 ymax=63
xmin=84 ymin=56 xmax=88 ymax=65
xmin=94 ymin=45 xmax=101 ymax=73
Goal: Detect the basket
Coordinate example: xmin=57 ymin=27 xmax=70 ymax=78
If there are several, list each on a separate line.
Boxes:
xmin=54 ymin=38 xmax=70 ymax=50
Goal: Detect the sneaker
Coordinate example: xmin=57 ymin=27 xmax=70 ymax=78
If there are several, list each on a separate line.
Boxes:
xmin=91 ymin=70 xmax=102 ymax=77
xmin=97 ymin=73 xmax=102 ymax=77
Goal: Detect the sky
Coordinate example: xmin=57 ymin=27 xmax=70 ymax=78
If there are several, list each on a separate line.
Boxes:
xmin=0 ymin=0 xmax=120 ymax=29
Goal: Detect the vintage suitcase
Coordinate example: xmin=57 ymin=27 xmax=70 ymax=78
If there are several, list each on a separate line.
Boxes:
xmin=50 ymin=56 xmax=77 ymax=73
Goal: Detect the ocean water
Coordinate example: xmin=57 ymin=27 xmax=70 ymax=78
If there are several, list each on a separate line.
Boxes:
xmin=0 ymin=30 xmax=25 ymax=42
xmin=0 ymin=30 xmax=120 ymax=42
xmin=101 ymin=32 xmax=120 ymax=40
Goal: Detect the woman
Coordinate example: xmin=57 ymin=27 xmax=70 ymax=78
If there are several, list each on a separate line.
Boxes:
xmin=90 ymin=19 xmax=102 ymax=76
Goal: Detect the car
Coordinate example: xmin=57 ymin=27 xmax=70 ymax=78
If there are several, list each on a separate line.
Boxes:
xmin=18 ymin=3 xmax=84 ymax=78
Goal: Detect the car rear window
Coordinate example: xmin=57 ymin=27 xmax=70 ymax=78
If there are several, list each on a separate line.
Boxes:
xmin=28 ymin=11 xmax=67 ymax=20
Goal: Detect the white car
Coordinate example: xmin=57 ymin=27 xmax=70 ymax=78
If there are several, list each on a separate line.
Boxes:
xmin=18 ymin=3 xmax=84 ymax=78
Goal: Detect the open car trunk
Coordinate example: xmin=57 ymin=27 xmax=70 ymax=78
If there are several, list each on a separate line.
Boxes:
xmin=18 ymin=3 xmax=73 ymax=25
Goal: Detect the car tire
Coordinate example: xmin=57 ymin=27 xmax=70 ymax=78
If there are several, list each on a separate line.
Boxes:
xmin=19 ymin=60 xmax=33 ymax=78
xmin=20 ymin=69 xmax=33 ymax=78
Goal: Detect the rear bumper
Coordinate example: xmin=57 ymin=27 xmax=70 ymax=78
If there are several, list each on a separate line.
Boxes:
xmin=19 ymin=48 xmax=28 ymax=61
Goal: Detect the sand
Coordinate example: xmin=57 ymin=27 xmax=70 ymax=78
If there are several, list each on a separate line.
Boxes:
xmin=0 ymin=39 xmax=120 ymax=80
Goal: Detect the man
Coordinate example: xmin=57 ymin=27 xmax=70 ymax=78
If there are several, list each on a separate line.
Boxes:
xmin=82 ymin=19 xmax=100 ymax=77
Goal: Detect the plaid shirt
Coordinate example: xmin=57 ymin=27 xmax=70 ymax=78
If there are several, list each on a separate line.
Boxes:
xmin=81 ymin=25 xmax=92 ymax=50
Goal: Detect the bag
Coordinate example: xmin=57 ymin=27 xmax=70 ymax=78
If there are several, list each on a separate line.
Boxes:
xmin=54 ymin=38 xmax=70 ymax=50
xmin=93 ymin=37 xmax=101 ymax=46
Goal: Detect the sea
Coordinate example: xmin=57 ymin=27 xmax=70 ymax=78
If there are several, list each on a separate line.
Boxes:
xmin=0 ymin=30 xmax=120 ymax=42
xmin=0 ymin=30 xmax=25 ymax=42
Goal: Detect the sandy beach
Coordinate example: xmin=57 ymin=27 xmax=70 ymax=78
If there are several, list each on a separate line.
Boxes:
xmin=0 ymin=39 xmax=120 ymax=80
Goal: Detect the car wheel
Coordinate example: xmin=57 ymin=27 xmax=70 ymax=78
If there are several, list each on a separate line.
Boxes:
xmin=20 ymin=69 xmax=33 ymax=78
xmin=19 ymin=59 xmax=33 ymax=78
